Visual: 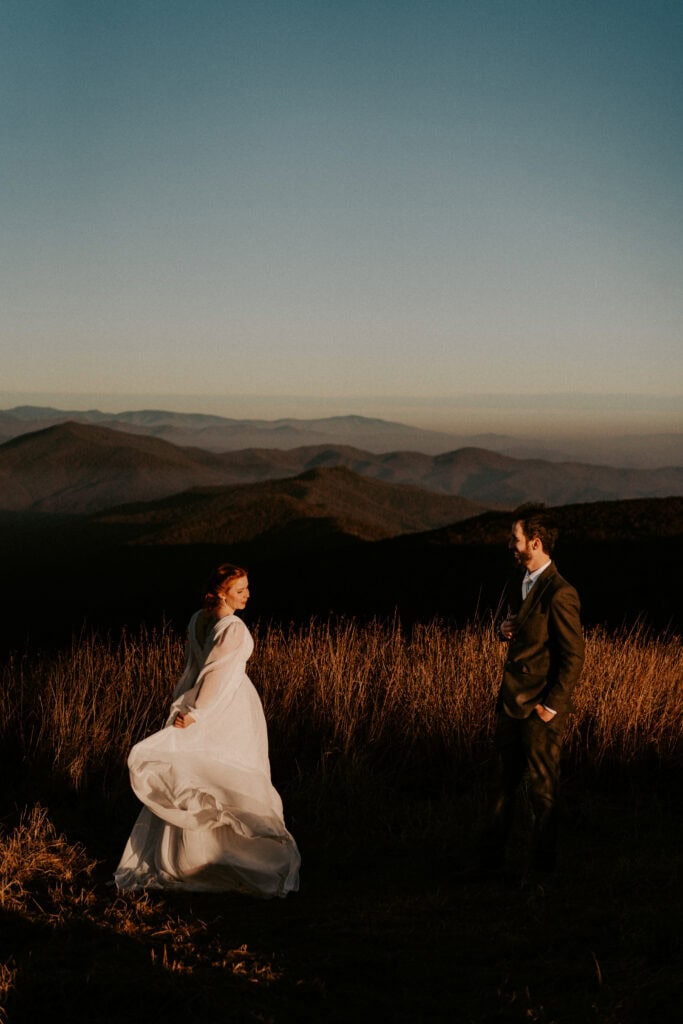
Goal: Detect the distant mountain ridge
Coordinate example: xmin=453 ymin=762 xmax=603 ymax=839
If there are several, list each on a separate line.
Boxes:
xmin=0 ymin=404 xmax=680 ymax=468
xmin=0 ymin=405 xmax=481 ymax=456
xmin=1 ymin=420 xmax=682 ymax=517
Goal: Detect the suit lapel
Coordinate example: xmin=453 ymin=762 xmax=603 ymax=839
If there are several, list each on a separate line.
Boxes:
xmin=514 ymin=564 xmax=557 ymax=631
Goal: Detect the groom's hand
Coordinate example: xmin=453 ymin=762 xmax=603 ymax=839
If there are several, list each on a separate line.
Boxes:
xmin=499 ymin=616 xmax=517 ymax=640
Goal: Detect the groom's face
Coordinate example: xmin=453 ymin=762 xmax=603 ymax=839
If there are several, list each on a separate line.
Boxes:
xmin=509 ymin=521 xmax=535 ymax=568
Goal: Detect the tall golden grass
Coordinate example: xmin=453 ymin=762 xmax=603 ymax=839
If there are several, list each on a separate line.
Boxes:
xmin=0 ymin=803 xmax=280 ymax=1016
xmin=1 ymin=618 xmax=681 ymax=1024
xmin=1 ymin=617 xmax=681 ymax=793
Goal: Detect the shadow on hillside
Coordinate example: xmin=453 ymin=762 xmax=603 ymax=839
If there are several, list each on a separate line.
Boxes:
xmin=0 ymin=904 xmax=183 ymax=1024
xmin=0 ymin=504 xmax=680 ymax=654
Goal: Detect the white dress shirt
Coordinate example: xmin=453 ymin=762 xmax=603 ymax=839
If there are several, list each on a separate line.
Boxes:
xmin=522 ymin=559 xmax=552 ymax=599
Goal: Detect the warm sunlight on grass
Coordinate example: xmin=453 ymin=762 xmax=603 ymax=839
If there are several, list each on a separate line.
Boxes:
xmin=1 ymin=619 xmax=681 ymax=1023
xmin=0 ymin=804 xmax=97 ymax=918
xmin=2 ymin=618 xmax=680 ymax=793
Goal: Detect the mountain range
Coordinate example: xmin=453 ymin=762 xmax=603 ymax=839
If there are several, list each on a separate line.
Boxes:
xmin=1 ymin=411 xmax=680 ymax=642
xmin=1 ymin=420 xmax=682 ymax=519
xmin=1 ymin=404 xmax=681 ymax=468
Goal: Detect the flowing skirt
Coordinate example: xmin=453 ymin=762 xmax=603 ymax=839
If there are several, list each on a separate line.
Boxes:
xmin=114 ymin=677 xmax=300 ymax=897
xmin=114 ymin=805 xmax=300 ymax=896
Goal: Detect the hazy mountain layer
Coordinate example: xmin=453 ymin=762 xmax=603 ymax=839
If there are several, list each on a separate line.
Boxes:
xmin=0 ymin=406 xmax=472 ymax=455
xmin=1 ymin=421 xmax=682 ymax=515
xmin=0 ymin=405 xmax=680 ymax=467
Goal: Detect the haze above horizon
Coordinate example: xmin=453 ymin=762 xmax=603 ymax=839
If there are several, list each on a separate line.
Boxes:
xmin=2 ymin=1 xmax=682 ymax=431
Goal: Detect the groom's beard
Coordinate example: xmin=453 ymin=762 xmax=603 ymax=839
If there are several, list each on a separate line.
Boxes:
xmin=513 ymin=549 xmax=532 ymax=568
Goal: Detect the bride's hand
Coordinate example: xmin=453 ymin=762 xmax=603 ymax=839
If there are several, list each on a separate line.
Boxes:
xmin=173 ymin=712 xmax=196 ymax=728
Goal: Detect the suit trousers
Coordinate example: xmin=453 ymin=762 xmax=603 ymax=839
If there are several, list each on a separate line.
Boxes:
xmin=480 ymin=709 xmax=567 ymax=871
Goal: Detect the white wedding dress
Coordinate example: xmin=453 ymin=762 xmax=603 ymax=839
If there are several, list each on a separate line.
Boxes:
xmin=114 ymin=612 xmax=300 ymax=897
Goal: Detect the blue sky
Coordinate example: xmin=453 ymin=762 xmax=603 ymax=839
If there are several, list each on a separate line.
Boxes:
xmin=2 ymin=0 xmax=681 ymax=435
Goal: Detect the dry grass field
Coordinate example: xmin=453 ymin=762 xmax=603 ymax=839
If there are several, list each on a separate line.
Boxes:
xmin=1 ymin=618 xmax=682 ymax=1023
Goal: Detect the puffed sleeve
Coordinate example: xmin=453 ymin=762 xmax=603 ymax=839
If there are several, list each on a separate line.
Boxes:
xmin=193 ymin=620 xmax=245 ymax=710
xmin=165 ymin=618 xmax=248 ymax=726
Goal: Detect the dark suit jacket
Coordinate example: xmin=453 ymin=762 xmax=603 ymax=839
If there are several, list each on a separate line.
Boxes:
xmin=499 ymin=562 xmax=585 ymax=719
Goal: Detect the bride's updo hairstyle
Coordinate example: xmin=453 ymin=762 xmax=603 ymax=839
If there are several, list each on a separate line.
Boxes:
xmin=202 ymin=563 xmax=248 ymax=612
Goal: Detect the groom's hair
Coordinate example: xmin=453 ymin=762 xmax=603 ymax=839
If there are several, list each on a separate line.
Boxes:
xmin=512 ymin=503 xmax=559 ymax=555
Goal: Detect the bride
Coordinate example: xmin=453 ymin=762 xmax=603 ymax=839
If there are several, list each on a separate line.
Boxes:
xmin=114 ymin=563 xmax=300 ymax=897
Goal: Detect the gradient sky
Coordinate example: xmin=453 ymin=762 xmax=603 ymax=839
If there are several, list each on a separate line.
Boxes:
xmin=2 ymin=0 xmax=682 ymax=434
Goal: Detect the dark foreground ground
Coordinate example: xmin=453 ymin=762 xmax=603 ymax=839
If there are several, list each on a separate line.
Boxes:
xmin=2 ymin=768 xmax=682 ymax=1024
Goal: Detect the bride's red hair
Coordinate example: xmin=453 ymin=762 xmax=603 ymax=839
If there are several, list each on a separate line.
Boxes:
xmin=201 ymin=563 xmax=247 ymax=612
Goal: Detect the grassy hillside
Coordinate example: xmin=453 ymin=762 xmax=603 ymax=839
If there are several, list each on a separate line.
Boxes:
xmin=1 ymin=618 xmax=681 ymax=1022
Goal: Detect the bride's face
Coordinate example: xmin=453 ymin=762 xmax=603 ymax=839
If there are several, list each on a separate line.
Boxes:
xmin=221 ymin=576 xmax=250 ymax=613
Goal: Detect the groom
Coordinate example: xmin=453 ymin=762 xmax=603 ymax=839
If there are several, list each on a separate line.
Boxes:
xmin=478 ymin=503 xmax=585 ymax=880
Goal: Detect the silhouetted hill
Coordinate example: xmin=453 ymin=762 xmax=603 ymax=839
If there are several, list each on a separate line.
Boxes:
xmin=362 ymin=496 xmax=683 ymax=632
xmin=1 ymin=494 xmax=680 ymax=655
xmin=1 ymin=421 xmax=681 ymax=514
xmin=415 ymin=495 xmax=683 ymax=546
xmin=94 ymin=466 xmax=487 ymax=548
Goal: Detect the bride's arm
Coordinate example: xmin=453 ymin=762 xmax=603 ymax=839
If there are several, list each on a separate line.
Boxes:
xmin=173 ymin=621 xmax=245 ymax=727
xmin=195 ymin=621 xmax=244 ymax=707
